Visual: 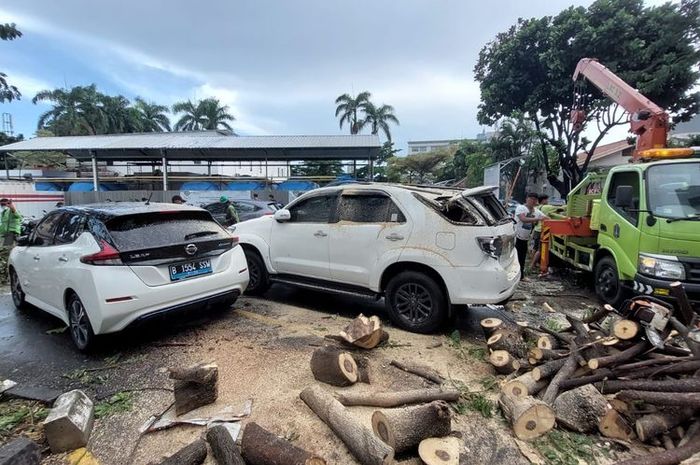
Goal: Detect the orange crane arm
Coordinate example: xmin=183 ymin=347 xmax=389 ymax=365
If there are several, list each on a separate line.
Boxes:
xmin=571 ymin=58 xmax=669 ymax=160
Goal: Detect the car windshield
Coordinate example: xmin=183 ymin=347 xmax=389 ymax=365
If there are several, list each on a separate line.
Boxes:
xmin=647 ymin=163 xmax=700 ymax=219
xmin=106 ymin=211 xmax=229 ymax=251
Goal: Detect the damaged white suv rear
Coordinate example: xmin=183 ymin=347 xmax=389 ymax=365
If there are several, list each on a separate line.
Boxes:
xmin=233 ymin=184 xmax=519 ymax=333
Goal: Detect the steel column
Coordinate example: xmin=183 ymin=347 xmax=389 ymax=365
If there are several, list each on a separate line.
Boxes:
xmin=90 ymin=150 xmax=99 ymax=191
xmin=161 ymin=150 xmax=168 ymax=191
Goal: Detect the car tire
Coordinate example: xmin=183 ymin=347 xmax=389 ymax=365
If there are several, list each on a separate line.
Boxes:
xmin=385 ymin=271 xmax=447 ymax=333
xmin=594 ymin=256 xmax=626 ymax=307
xmin=67 ymin=293 xmax=95 ymax=352
xmin=9 ymin=268 xmax=27 ymax=310
xmin=243 ymin=248 xmax=270 ymax=295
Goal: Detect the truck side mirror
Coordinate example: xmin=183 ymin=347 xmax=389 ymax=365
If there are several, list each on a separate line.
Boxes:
xmin=614 ymin=185 xmax=634 ymax=209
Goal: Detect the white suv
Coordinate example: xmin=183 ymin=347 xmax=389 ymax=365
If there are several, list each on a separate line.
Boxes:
xmin=233 ymin=184 xmax=519 ymax=332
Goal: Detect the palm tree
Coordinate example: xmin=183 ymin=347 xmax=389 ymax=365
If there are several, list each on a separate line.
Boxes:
xmin=360 ymin=102 xmax=399 ymax=141
xmin=32 ymin=85 xmax=102 ymax=135
xmin=199 ymin=98 xmax=235 ymax=131
xmin=172 ymin=99 xmax=206 ymax=131
xmin=134 ymin=98 xmax=171 ymax=131
xmin=98 ymin=94 xmax=142 ymax=133
xmin=334 ymin=91 xmax=371 ymax=134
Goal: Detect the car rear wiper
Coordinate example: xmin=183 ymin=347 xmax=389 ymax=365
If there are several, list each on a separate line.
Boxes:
xmin=184 ymin=231 xmax=219 ymax=240
xmin=666 ymin=214 xmax=700 ymax=223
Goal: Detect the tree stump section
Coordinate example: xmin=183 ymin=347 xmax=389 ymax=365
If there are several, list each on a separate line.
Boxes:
xmin=300 ymin=385 xmax=394 ymax=465
xmin=335 ymin=388 xmax=460 ymax=408
xmin=371 ymin=401 xmax=451 ymax=453
xmin=156 ymin=439 xmax=207 ymax=465
xmin=480 ymin=318 xmax=503 ymax=339
xmin=502 ymin=372 xmax=546 ymax=398
xmin=206 ymin=424 xmax=246 ymax=465
xmin=340 ymin=314 xmax=384 ymax=349
xmin=498 ymin=393 xmax=555 ymax=440
xmin=489 ymin=350 xmax=520 ymax=375
xmin=487 ymin=329 xmax=527 ymax=358
xmin=310 ymin=347 xmax=358 ymax=387
xmin=552 ymin=384 xmax=608 ymax=433
xmin=241 ymin=422 xmax=326 ymax=465
xmin=613 ymin=319 xmax=640 ymax=340
xmin=537 ymin=335 xmax=559 ymax=350
xmin=169 ymin=362 xmax=218 ymax=416
xmin=598 ymin=409 xmax=634 ymax=441
xmin=418 ymin=437 xmax=460 ymax=465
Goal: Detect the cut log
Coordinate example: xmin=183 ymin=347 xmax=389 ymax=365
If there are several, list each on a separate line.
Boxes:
xmin=528 ymin=347 xmax=567 ymax=363
xmin=156 ymin=439 xmax=207 ymax=465
xmin=241 ymin=422 xmax=326 ymax=465
xmin=489 ymin=350 xmax=520 ymax=375
xmin=617 ymin=391 xmax=700 ymax=408
xmin=300 ymin=385 xmax=394 ymax=465
xmin=536 ymin=335 xmax=559 ymax=350
xmin=390 ymin=360 xmax=444 ymax=385
xmin=615 ymin=356 xmax=697 ymax=372
xmin=623 ymin=360 xmax=700 ymax=380
xmin=206 ymin=425 xmax=246 ymax=465
xmin=552 ymin=384 xmax=608 ymax=433
xmin=670 ymin=281 xmax=695 ymax=327
xmin=541 ymin=354 xmax=578 ymax=405
xmin=418 ymin=437 xmax=460 ymax=465
xmin=340 ymin=314 xmax=384 ymax=349
xmin=371 ymin=401 xmax=451 ymax=453
xmin=498 ymin=393 xmax=555 ymax=440
xmin=310 ymin=347 xmax=358 ymax=387
xmin=670 ymin=317 xmax=700 ymax=359
xmin=558 ymin=369 xmax=613 ymax=390
xmin=588 ymin=341 xmax=648 ymax=370
xmin=614 ymin=429 xmax=700 ymax=465
xmin=335 ymin=388 xmax=460 ymax=408
xmin=636 ymin=409 xmax=696 ymax=443
xmin=613 ymin=319 xmax=640 ymax=340
xmin=169 ymin=362 xmax=218 ymax=416
xmin=583 ymin=305 xmax=614 ymax=324
xmin=355 ymin=355 xmax=372 ymax=384
xmin=480 ymin=318 xmax=503 ymax=339
xmin=487 ymin=329 xmax=527 ymax=358
xmin=598 ymin=378 xmax=700 ymax=394
xmin=599 ymin=408 xmax=634 ymax=441
xmin=501 ymin=372 xmax=546 ymax=398
xmin=532 ymin=358 xmax=568 ymax=381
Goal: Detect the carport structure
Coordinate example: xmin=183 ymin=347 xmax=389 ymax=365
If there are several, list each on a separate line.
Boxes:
xmin=0 ymin=131 xmax=382 ymax=190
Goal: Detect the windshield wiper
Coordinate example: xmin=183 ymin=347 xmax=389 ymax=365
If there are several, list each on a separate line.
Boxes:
xmin=184 ymin=231 xmax=219 ymax=240
xmin=666 ymin=214 xmax=700 ymax=223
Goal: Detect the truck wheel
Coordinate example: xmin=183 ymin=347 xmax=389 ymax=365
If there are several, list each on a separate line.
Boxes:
xmin=243 ymin=248 xmax=270 ymax=295
xmin=594 ymin=257 xmax=626 ymax=307
xmin=385 ymin=271 xmax=446 ymax=333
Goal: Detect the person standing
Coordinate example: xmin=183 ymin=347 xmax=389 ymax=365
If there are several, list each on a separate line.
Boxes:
xmin=220 ymin=196 xmax=239 ymax=226
xmin=530 ymin=194 xmax=564 ymax=270
xmin=0 ymin=199 xmax=22 ymax=247
xmin=171 ymin=195 xmax=184 ymax=204
xmin=514 ymin=193 xmax=546 ymax=280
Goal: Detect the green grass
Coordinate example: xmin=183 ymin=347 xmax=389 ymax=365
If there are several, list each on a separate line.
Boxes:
xmin=533 ymin=430 xmax=598 ymax=465
xmin=0 ymin=401 xmax=48 ymax=435
xmin=479 ymin=375 xmax=499 ymax=392
xmin=446 ymin=330 xmax=486 ymax=361
xmin=95 ymin=392 xmax=134 ymax=418
xmin=449 ymin=380 xmax=494 ymax=418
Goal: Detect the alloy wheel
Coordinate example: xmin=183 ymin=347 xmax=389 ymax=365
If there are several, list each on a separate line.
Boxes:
xmin=10 ymin=270 xmax=24 ymax=308
xmin=394 ymin=282 xmax=433 ymax=324
xmin=69 ymin=298 xmax=90 ymax=349
xmin=248 ymin=259 xmax=261 ymax=289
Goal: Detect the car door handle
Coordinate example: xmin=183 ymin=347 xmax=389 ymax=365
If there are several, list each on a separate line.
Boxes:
xmin=58 ymin=256 xmax=69 ymax=263
xmin=33 ymin=255 xmax=40 ymax=261
xmin=314 ymin=231 xmax=328 ymax=238
xmin=385 ymin=234 xmax=404 ymax=241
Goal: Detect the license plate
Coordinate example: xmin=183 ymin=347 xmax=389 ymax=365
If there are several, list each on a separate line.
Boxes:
xmin=169 ymin=259 xmax=212 ymax=281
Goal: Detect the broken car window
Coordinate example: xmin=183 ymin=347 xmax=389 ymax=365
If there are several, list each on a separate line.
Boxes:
xmin=338 ymin=195 xmax=406 ymax=223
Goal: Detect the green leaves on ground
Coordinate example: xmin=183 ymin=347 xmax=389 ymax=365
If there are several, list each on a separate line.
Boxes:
xmin=95 ymin=391 xmax=133 ymax=418
xmin=533 ymin=430 xmax=599 ymax=465
xmin=0 ymin=401 xmax=47 ymax=438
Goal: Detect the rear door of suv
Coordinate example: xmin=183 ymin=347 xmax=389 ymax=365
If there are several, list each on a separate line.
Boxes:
xmin=329 ymin=190 xmax=412 ymax=287
xmin=104 ymin=210 xmax=235 ymax=287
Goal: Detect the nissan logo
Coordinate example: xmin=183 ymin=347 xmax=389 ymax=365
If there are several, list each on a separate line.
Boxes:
xmin=185 ymin=243 xmax=198 ymax=255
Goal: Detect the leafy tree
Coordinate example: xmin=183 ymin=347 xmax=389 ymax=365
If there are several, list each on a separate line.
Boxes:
xmin=356 ymin=141 xmax=401 ymax=180
xmin=98 ymin=94 xmax=142 ymax=133
xmin=387 ymin=150 xmax=450 ymax=184
xmin=335 ymin=91 xmax=371 ymax=134
xmin=0 ymin=23 xmax=22 ymax=103
xmin=12 ymin=129 xmax=67 ymax=169
xmin=33 ymin=85 xmax=103 ymax=135
xmin=133 ymin=98 xmax=171 ymax=132
xmin=291 ymin=160 xmax=344 ymax=177
xmin=474 ymin=0 xmax=700 ymax=196
xmin=360 ymin=102 xmax=399 ymax=140
xmin=173 ymin=98 xmax=234 ymax=131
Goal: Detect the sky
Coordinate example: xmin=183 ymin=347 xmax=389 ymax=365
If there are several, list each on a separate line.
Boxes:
xmin=0 ymin=0 xmax=671 ymax=153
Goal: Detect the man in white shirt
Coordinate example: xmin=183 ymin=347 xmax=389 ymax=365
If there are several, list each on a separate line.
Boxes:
xmin=514 ymin=192 xmax=547 ymax=279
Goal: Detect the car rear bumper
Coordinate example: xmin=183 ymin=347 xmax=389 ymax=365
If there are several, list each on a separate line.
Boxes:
xmin=438 ymin=255 xmax=520 ymax=305
xmin=127 ymin=289 xmax=241 ymax=328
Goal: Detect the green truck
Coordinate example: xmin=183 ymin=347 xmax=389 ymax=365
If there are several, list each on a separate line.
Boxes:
xmin=547 ymin=155 xmax=700 ymax=308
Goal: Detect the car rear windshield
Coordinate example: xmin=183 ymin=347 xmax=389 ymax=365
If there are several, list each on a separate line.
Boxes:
xmin=105 ymin=211 xmax=229 ymax=251
xmin=467 ymin=193 xmax=510 ymax=224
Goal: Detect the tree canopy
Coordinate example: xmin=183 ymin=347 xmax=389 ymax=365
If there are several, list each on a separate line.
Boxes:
xmin=334 ymin=92 xmax=399 ymax=141
xmin=172 ymin=98 xmax=235 ymax=132
xmin=0 ymin=23 xmax=22 ymax=103
xmin=474 ymin=0 xmax=700 ymax=195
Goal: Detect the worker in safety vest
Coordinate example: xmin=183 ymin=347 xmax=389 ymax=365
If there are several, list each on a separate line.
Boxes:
xmin=220 ymin=196 xmax=239 ymax=226
xmin=0 ymin=198 xmax=22 ymax=247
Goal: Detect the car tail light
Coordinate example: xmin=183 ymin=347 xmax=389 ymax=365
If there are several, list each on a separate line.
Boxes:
xmin=477 ymin=236 xmax=504 ymax=259
xmin=80 ymin=240 xmax=123 ymax=265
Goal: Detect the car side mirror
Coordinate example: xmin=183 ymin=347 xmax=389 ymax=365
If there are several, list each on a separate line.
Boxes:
xmin=16 ymin=235 xmax=30 ymax=247
xmin=614 ymin=185 xmax=634 ymax=209
xmin=274 ymin=209 xmax=291 ymax=222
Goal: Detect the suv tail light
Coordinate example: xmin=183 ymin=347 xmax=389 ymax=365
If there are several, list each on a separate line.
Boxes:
xmin=477 ymin=236 xmax=504 ymax=259
xmin=80 ymin=240 xmax=123 ymax=265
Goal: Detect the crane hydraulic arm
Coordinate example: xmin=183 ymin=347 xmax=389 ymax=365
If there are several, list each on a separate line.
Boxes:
xmin=570 ymin=58 xmax=669 ymax=161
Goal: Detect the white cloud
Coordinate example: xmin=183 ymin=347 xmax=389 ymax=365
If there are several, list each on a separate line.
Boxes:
xmin=3 ymin=70 xmax=53 ymax=100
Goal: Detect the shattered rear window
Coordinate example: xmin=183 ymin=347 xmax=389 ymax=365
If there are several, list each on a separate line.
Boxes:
xmin=413 ymin=193 xmax=482 ymax=225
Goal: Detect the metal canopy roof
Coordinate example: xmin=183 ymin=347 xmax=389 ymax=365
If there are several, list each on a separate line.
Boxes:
xmin=0 ymin=132 xmax=382 ymax=161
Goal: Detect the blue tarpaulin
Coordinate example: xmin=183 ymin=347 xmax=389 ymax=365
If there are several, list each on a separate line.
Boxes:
xmin=180 ymin=181 xmax=221 ymax=191
xmin=225 ymin=181 xmax=267 ymax=191
xmin=68 ymin=182 xmax=109 ymax=192
xmin=35 ymin=182 xmax=64 ymax=191
xmin=275 ymin=180 xmax=319 ymax=191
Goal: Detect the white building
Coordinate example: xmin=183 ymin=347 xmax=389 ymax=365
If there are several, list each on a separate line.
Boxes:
xmin=406 ymin=139 xmax=461 ymax=154
xmin=576 ymin=140 xmax=634 ymax=169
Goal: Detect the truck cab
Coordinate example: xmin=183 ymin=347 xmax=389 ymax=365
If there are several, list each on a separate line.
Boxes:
xmin=549 ymin=157 xmax=700 ymax=308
